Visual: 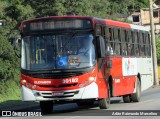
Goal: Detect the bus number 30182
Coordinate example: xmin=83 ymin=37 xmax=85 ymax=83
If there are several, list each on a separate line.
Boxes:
xmin=62 ymin=78 xmax=78 ymax=84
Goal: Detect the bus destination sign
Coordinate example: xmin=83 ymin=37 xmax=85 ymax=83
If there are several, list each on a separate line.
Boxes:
xmin=22 ymin=19 xmax=92 ymax=32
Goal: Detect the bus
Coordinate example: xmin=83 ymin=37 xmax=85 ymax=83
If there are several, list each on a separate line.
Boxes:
xmin=17 ymin=15 xmax=153 ymax=113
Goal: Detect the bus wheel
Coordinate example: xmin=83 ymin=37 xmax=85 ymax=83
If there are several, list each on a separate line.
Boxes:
xmin=99 ymin=85 xmax=110 ymax=109
xmin=123 ymin=95 xmax=131 ymax=103
xmin=131 ymin=78 xmax=141 ymax=102
xmin=40 ymin=101 xmax=53 ymax=114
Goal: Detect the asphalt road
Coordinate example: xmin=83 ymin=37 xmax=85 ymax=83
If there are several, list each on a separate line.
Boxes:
xmin=2 ymin=86 xmax=160 ymax=119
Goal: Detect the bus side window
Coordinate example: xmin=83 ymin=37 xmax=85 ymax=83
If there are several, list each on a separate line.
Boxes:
xmin=139 ymin=32 xmax=145 ymax=56
xmin=104 ymin=27 xmax=108 ymax=39
xmin=145 ymin=33 xmax=151 ymax=56
xmin=96 ymin=25 xmax=102 ymax=36
xmin=114 ymin=28 xmax=121 ymax=55
xmin=148 ymin=33 xmax=151 ymax=56
xmin=105 ymin=27 xmax=114 ymax=55
xmin=121 ymin=29 xmax=127 ymax=56
xmin=127 ymin=30 xmax=133 ymax=56
xmin=134 ymin=31 xmax=139 ymax=56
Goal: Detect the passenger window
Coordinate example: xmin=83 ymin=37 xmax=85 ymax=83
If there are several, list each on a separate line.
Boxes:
xmin=96 ymin=25 xmax=102 ymax=36
xmin=121 ymin=29 xmax=127 ymax=42
xmin=113 ymin=28 xmax=121 ymax=55
xmin=128 ymin=30 xmax=132 ymax=43
xmin=145 ymin=33 xmax=151 ymax=56
xmin=134 ymin=32 xmax=139 ymax=44
xmin=139 ymin=32 xmax=145 ymax=56
xmin=122 ymin=43 xmax=127 ymax=56
xmin=114 ymin=28 xmax=120 ymax=41
xmin=139 ymin=32 xmax=143 ymax=44
xmin=133 ymin=31 xmax=139 ymax=56
xmin=143 ymin=33 xmax=146 ymax=44
xmin=121 ymin=30 xmax=127 ymax=56
xmin=109 ymin=28 xmax=113 ymax=42
xmin=114 ymin=43 xmax=121 ymax=55
xmin=140 ymin=45 xmax=145 ymax=56
xmin=127 ymin=30 xmax=133 ymax=56
xmin=105 ymin=27 xmax=114 ymax=55
xmin=146 ymin=33 xmax=150 ymax=45
xmin=104 ymin=27 xmax=110 ymax=40
xmin=148 ymin=45 xmax=151 ymax=56
xmin=128 ymin=44 xmax=134 ymax=56
xmin=145 ymin=45 xmax=150 ymax=56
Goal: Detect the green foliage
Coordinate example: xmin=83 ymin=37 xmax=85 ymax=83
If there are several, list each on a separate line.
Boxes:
xmin=156 ymin=37 xmax=160 ymax=64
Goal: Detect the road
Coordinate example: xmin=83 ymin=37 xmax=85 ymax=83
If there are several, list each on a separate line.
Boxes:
xmin=2 ymin=86 xmax=160 ymax=119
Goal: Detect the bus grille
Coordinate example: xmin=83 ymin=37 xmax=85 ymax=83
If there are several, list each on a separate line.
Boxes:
xmin=39 ymin=83 xmax=77 ymax=88
xmin=39 ymin=90 xmax=79 ymax=98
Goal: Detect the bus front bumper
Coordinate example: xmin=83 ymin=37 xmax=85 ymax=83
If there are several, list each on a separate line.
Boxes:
xmin=21 ymin=82 xmax=98 ymax=101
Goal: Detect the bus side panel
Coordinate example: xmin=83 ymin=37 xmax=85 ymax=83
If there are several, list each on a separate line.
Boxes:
xmin=118 ymin=76 xmax=136 ymax=96
xmin=110 ymin=57 xmax=123 ymax=96
xmin=137 ymin=57 xmax=153 ymax=91
xmin=97 ymin=60 xmax=108 ymax=99
xmin=110 ymin=57 xmax=136 ymax=96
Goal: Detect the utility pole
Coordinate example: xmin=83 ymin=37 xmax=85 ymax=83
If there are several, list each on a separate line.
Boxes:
xmin=149 ymin=0 xmax=159 ymax=85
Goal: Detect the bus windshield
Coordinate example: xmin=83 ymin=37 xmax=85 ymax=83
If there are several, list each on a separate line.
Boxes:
xmin=21 ymin=33 xmax=96 ymax=70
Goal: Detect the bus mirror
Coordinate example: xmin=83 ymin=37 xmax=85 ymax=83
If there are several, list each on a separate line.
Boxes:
xmin=13 ymin=31 xmax=21 ymax=58
xmin=96 ymin=36 xmax=105 ymax=58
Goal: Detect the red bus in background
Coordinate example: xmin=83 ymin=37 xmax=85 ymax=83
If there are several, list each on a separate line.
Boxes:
xmin=18 ymin=16 xmax=153 ymax=113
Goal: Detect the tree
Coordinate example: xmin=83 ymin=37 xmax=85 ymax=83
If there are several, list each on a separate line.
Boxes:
xmin=156 ymin=37 xmax=160 ymax=64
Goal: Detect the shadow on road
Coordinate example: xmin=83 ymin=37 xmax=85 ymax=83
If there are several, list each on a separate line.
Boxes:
xmin=43 ymin=99 xmax=122 ymax=116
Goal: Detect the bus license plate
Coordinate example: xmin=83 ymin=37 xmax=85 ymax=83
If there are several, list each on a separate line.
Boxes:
xmin=52 ymin=92 xmax=64 ymax=96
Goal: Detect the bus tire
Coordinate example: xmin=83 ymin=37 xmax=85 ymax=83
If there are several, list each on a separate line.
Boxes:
xmin=99 ymin=85 xmax=110 ymax=109
xmin=123 ymin=95 xmax=131 ymax=103
xmin=40 ymin=101 xmax=53 ymax=114
xmin=131 ymin=78 xmax=141 ymax=102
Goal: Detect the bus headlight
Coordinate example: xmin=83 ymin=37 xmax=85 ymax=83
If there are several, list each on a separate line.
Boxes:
xmin=89 ymin=77 xmax=95 ymax=82
xmin=21 ymin=79 xmax=27 ymax=85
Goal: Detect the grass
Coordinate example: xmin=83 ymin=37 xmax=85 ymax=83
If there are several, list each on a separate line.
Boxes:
xmin=0 ymin=79 xmax=21 ymax=102
xmin=0 ymin=79 xmax=39 ymax=110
